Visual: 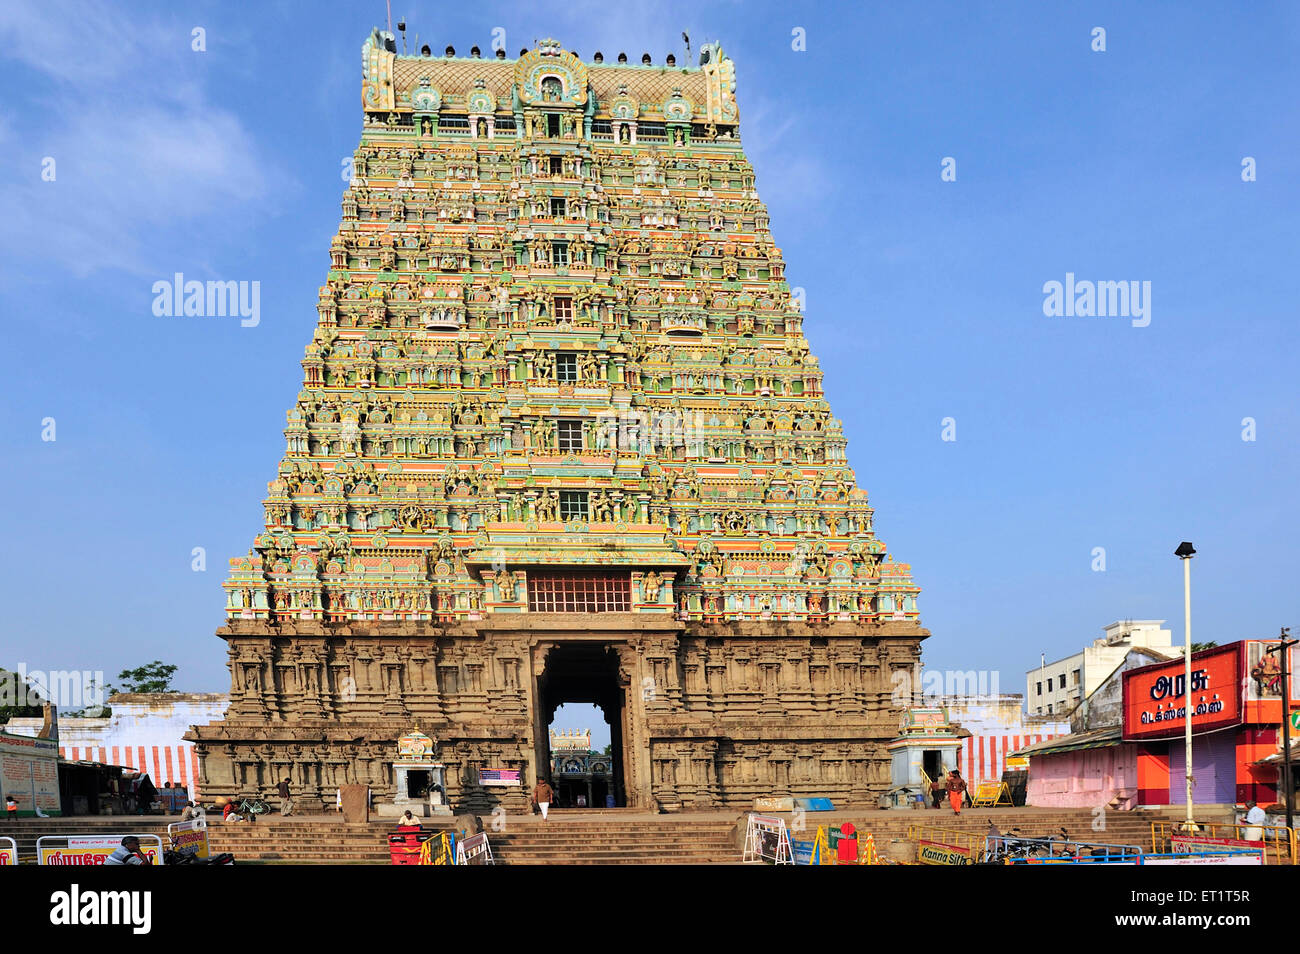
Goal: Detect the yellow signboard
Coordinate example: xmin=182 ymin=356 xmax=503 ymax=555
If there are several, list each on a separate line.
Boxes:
xmin=168 ymin=819 xmax=210 ymax=860
xmin=37 ymin=835 xmax=163 ymax=866
xmin=971 ymin=781 xmax=1014 ymax=807
xmin=917 ymin=840 xmax=971 ymax=866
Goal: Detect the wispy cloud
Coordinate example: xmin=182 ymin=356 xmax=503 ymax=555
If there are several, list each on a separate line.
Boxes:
xmin=0 ymin=0 xmax=283 ymax=279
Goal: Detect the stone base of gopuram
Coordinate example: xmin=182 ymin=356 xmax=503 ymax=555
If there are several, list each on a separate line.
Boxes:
xmin=189 ymin=616 xmax=928 ymax=813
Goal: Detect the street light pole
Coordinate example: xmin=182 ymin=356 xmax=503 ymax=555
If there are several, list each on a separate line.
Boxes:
xmin=1266 ymin=628 xmax=1296 ymax=834
xmin=1175 ymin=542 xmax=1196 ymax=830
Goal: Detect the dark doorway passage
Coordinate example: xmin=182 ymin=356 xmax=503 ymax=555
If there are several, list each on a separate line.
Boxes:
xmin=538 ymin=643 xmax=626 ymax=807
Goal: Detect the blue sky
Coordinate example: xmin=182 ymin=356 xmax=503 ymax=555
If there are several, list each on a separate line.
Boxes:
xmin=1 ymin=2 xmax=1296 ymax=747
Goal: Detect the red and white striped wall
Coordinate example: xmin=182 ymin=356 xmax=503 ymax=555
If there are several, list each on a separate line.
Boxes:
xmin=62 ymin=743 xmax=204 ymax=798
xmin=959 ymin=732 xmax=1059 ymax=783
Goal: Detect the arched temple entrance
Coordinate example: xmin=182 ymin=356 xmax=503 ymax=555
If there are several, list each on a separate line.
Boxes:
xmin=535 ymin=642 xmax=627 ymax=807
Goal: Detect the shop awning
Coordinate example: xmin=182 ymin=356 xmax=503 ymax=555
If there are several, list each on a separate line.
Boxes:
xmin=1012 ymin=726 xmax=1122 ymax=759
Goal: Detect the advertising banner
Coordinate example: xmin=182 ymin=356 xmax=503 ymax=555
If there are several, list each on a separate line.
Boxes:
xmin=1170 ymin=834 xmax=1264 ymax=862
xmin=167 ymin=819 xmax=210 ymax=860
xmin=0 ymin=733 xmax=62 ymax=816
xmin=457 ymin=832 xmax=494 ymax=865
xmin=1145 ymin=851 xmax=1263 ymax=866
xmin=1123 ymin=644 xmax=1242 ymax=740
xmin=917 ymin=840 xmax=971 ymax=866
xmin=478 ymin=768 xmax=520 ymax=786
xmin=37 ymin=834 xmax=164 ymax=866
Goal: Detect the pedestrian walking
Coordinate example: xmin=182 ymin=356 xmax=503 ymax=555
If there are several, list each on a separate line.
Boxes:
xmin=532 ymin=776 xmax=555 ymax=821
xmin=277 ymin=777 xmax=294 ymax=816
xmin=5 ymin=795 xmax=18 ymax=818
xmin=946 ymin=770 xmax=967 ymax=815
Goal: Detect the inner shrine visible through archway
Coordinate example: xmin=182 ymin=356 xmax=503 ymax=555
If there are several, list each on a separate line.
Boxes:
xmin=537 ymin=643 xmax=625 ymax=808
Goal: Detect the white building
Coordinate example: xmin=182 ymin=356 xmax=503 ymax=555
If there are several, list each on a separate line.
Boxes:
xmin=924 ymin=694 xmax=1071 ymax=783
xmin=1026 ymin=620 xmax=1180 ymax=716
xmin=5 ymin=693 xmax=228 ymax=799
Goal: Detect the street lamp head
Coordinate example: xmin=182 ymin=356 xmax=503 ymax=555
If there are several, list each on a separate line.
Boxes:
xmin=1175 ymin=541 xmax=1196 ymax=559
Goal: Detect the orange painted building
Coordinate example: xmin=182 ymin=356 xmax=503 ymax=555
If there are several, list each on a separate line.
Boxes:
xmin=1124 ymin=640 xmax=1297 ymax=806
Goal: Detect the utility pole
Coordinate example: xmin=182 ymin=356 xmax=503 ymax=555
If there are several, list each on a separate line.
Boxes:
xmin=1266 ymin=627 xmax=1296 ymax=834
xmin=1175 ymin=542 xmax=1196 ymax=830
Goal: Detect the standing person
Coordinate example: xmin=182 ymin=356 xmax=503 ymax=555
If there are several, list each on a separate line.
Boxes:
xmin=277 ymin=777 xmax=294 ymax=816
xmin=946 ymin=770 xmax=967 ymax=815
xmin=532 ymin=775 xmax=555 ymax=821
xmin=136 ymin=774 xmax=157 ymax=815
xmin=930 ymin=774 xmax=945 ymax=809
xmin=5 ymin=795 xmax=18 ymax=818
xmin=1243 ymin=800 xmax=1266 ymax=841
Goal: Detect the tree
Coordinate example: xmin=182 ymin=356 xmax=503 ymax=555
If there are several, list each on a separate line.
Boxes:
xmin=602 ymin=743 xmax=612 ymax=757
xmin=0 ymin=668 xmax=45 ymax=723
xmin=116 ymin=661 xmax=178 ymax=694
xmin=1191 ymin=641 xmax=1218 ymax=653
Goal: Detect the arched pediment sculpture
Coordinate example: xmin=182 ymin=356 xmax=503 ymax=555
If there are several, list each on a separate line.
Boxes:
xmin=515 ymin=41 xmax=589 ymax=107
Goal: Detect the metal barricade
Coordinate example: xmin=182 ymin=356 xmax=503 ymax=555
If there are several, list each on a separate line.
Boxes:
xmin=983 ymin=833 xmax=1142 ymax=864
xmin=1150 ymin=820 xmax=1295 ymax=866
xmin=0 ymin=836 xmax=17 ymax=865
xmin=906 ymin=824 xmax=990 ymax=863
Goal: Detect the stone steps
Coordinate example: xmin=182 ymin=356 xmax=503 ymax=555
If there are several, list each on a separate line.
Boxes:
xmin=6 ymin=804 xmax=1274 ymax=865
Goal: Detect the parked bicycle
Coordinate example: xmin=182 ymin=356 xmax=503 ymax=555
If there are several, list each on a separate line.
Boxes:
xmin=239 ymin=797 xmax=270 ymax=815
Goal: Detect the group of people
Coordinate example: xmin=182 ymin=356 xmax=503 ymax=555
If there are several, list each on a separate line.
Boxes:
xmin=930 ymin=770 xmax=969 ymax=814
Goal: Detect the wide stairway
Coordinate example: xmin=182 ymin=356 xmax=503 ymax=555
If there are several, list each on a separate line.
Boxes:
xmin=6 ymin=803 xmax=1277 ymax=864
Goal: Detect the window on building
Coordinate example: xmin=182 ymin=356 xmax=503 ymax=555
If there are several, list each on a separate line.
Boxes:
xmin=1036 ymin=682 xmax=1042 ymax=696
xmin=554 ymin=296 xmax=573 ymax=320
xmin=550 ymin=197 xmax=566 ymax=218
xmin=1047 ymin=678 xmax=1053 ymax=691
xmin=557 ymin=421 xmax=583 ymax=452
xmin=558 ymin=489 xmax=588 ymax=519
xmin=1072 ymin=669 xmax=1081 ymax=686
xmin=549 ymin=156 xmax=563 ymax=175
xmin=556 ymin=353 xmax=578 ymax=382
xmin=1060 ymin=674 xmax=1066 ymax=687
xmin=546 ymin=114 xmax=560 ymax=138
xmin=528 ymin=571 xmax=630 ymax=612
xmin=552 ymin=242 xmax=568 ymax=267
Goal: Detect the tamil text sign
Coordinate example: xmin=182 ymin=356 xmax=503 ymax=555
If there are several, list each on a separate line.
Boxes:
xmin=1123 ymin=644 xmax=1242 ymax=740
xmin=168 ymin=819 xmax=210 ymax=860
xmin=38 ymin=834 xmax=164 ymax=866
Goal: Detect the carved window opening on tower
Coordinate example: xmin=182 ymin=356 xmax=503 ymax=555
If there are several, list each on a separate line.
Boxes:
xmin=528 ymin=571 xmax=629 ymax=612
xmin=558 ymin=489 xmax=588 ymax=520
xmin=556 ymin=352 xmax=578 ymax=382
xmin=557 ymin=421 xmax=583 ymax=452
xmin=552 ymin=243 xmax=569 ymax=267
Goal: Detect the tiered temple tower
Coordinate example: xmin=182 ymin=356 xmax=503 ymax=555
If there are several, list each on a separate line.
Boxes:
xmin=191 ymin=32 xmax=928 ymax=812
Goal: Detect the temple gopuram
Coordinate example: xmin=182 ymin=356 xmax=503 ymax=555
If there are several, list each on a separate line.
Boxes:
xmin=190 ymin=31 xmax=928 ymax=812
